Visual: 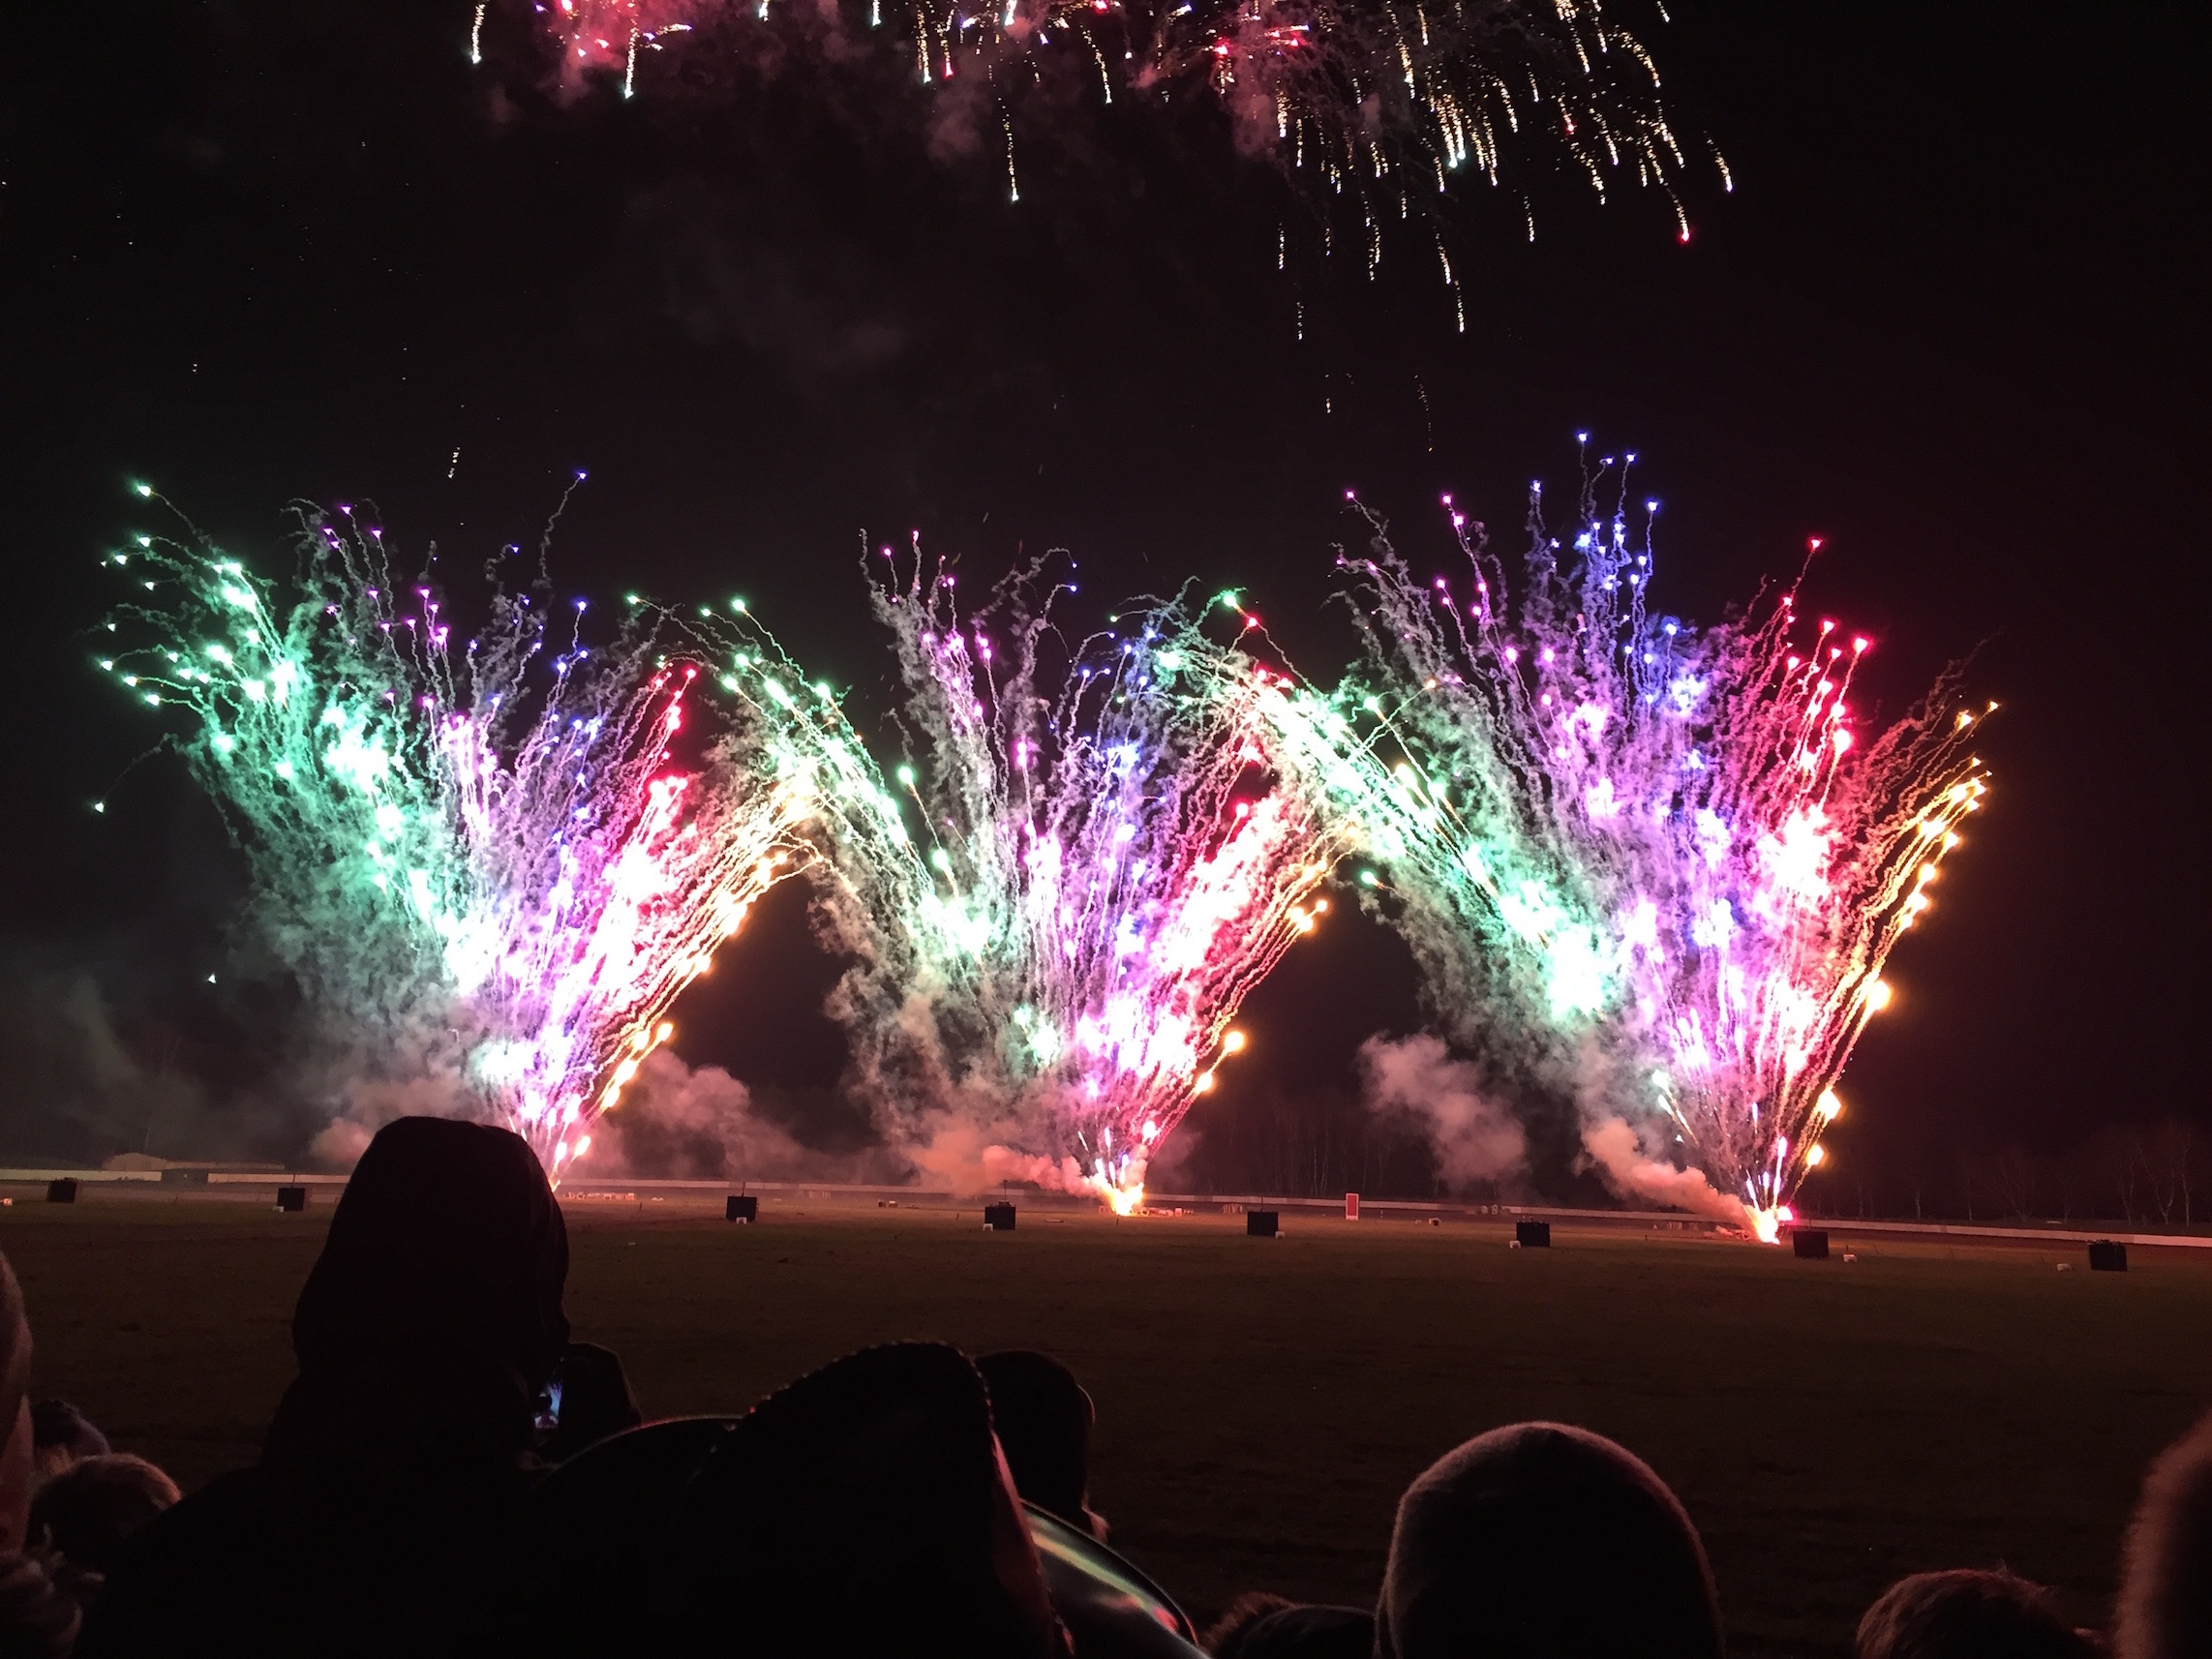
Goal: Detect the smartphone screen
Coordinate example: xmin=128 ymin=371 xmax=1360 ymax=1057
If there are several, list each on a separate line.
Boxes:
xmin=533 ymin=1373 xmax=564 ymax=1439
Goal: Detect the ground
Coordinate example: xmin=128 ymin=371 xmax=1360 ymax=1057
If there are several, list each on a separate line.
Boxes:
xmin=4 ymin=1191 xmax=2205 ymax=1657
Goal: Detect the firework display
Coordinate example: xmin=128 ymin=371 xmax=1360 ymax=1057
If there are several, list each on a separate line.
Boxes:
xmin=97 ymin=465 xmax=1990 ymax=1233
xmin=529 ymin=0 xmax=1714 ymax=295
xmin=838 ymin=546 xmax=1348 ymax=1211
xmin=104 ymin=495 xmax=872 ymax=1173
xmin=1334 ymin=455 xmax=1990 ymax=1237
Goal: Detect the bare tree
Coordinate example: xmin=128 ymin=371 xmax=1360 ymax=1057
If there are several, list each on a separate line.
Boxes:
xmin=1988 ymin=1145 xmax=2040 ymax=1222
xmin=1955 ymin=1151 xmax=1983 ymax=1222
xmin=2049 ymin=1155 xmax=2083 ymax=1222
xmin=2096 ymin=1128 xmax=2145 ymax=1224
xmin=2140 ymin=1120 xmax=2199 ymax=1228
xmin=2141 ymin=1130 xmax=2176 ymax=1226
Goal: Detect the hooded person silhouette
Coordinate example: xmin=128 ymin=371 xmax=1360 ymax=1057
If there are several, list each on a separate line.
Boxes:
xmin=82 ymin=1117 xmax=571 ymax=1659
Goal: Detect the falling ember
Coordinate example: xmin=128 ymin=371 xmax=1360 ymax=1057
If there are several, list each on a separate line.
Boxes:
xmin=836 ymin=547 xmax=1351 ymax=1210
xmin=106 ymin=494 xmax=872 ymax=1170
xmin=1330 ymin=455 xmax=1990 ymax=1237
xmin=527 ymin=1 xmax=1712 ymax=290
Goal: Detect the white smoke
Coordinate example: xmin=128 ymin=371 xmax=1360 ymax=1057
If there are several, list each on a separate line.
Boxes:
xmin=1357 ymin=1032 xmax=1527 ymax=1191
xmin=1564 ymin=1042 xmax=1747 ymax=1223
xmin=589 ymin=1048 xmax=889 ymax=1183
xmin=903 ymin=1113 xmax=1093 ymax=1196
xmin=836 ymin=986 xmax=1100 ymax=1195
xmin=0 ymin=966 xmax=207 ymax=1157
xmin=0 ymin=955 xmax=327 ymax=1163
xmin=306 ymin=1071 xmax=482 ymax=1168
xmin=1576 ymin=1115 xmax=1744 ymax=1224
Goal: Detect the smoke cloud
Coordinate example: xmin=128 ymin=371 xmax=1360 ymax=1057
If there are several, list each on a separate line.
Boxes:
xmin=590 ymin=1048 xmax=893 ymax=1183
xmin=0 ymin=966 xmax=206 ymax=1162
xmin=833 ymin=982 xmax=1094 ymax=1194
xmin=1577 ymin=1115 xmax=1745 ymax=1223
xmin=902 ymin=1112 xmax=1092 ymax=1197
xmin=1356 ymin=1032 xmax=1527 ymax=1191
xmin=0 ymin=953 xmax=331 ymax=1166
xmin=1561 ymin=1043 xmax=1746 ymax=1223
xmin=305 ymin=1071 xmax=485 ymax=1168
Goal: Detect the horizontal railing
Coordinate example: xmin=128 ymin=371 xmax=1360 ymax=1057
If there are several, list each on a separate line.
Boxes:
xmin=5 ymin=1169 xmax=2206 ymax=1248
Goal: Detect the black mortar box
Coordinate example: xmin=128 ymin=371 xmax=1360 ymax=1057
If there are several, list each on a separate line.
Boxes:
xmin=275 ymin=1185 xmax=308 ymax=1213
xmin=725 ymin=1195 xmax=758 ymax=1223
xmin=45 ymin=1179 xmax=77 ymax=1205
xmin=1515 ymin=1220 xmax=1551 ymax=1249
xmin=2089 ymin=1240 xmax=2128 ymax=1272
xmin=1246 ymin=1210 xmax=1280 ymax=1237
xmin=984 ymin=1201 xmax=1017 ymax=1231
xmin=1792 ymin=1228 xmax=1831 ymax=1260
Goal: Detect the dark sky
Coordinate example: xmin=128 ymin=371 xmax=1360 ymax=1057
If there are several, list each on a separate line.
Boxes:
xmin=1 ymin=2 xmax=2202 ymax=1174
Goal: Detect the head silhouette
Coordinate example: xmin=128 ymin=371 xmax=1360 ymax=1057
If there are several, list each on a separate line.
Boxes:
xmin=662 ymin=1342 xmax=1063 ymax=1659
xmin=976 ymin=1349 xmax=1101 ymax=1537
xmin=2117 ymin=1410 xmax=2212 ymax=1659
xmin=1377 ymin=1422 xmax=1723 ymax=1659
xmin=267 ymin=1115 xmax=570 ymax=1471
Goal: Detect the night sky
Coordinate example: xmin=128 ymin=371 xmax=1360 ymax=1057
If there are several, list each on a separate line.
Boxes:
xmin=2 ymin=3 xmax=2201 ymax=1194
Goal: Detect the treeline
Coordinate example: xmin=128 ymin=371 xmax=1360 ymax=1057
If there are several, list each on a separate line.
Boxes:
xmin=1168 ymin=1080 xmax=2209 ymax=1228
xmin=1814 ymin=1119 xmax=2206 ymax=1228
xmin=1167 ymin=1080 xmax=1447 ymax=1200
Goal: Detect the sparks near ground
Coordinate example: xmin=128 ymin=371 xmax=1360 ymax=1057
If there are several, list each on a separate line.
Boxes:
xmin=836 ymin=544 xmax=1351 ymax=1211
xmin=103 ymin=491 xmax=877 ymax=1174
xmin=1333 ymin=448 xmax=1990 ymax=1239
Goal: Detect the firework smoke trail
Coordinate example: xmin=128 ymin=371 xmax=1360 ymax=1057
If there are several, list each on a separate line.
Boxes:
xmin=102 ymin=492 xmax=867 ymax=1173
xmin=1335 ymin=453 xmax=1990 ymax=1239
xmin=839 ymin=544 xmax=1345 ymax=1211
xmin=528 ymin=0 xmax=1713 ymax=275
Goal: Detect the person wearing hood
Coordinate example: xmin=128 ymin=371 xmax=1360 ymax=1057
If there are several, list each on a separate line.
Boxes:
xmin=81 ymin=1116 xmax=572 ymax=1658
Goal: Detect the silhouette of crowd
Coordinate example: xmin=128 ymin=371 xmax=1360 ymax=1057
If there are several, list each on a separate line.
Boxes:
xmin=0 ymin=1118 xmax=2203 ymax=1657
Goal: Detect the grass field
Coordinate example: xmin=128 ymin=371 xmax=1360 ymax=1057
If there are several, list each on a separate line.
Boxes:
xmin=4 ymin=1191 xmax=2206 ymax=1657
